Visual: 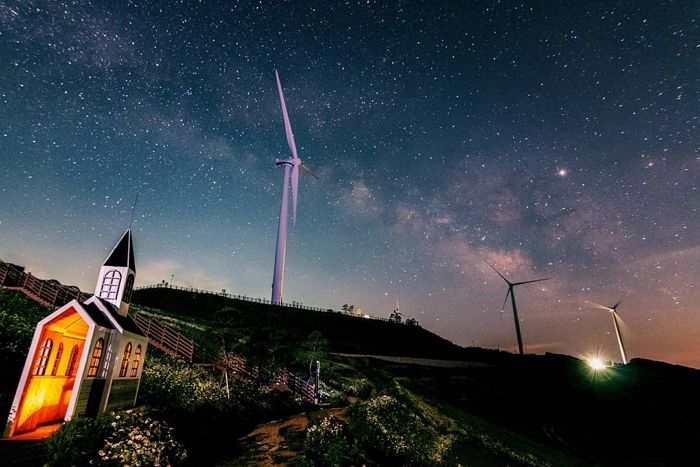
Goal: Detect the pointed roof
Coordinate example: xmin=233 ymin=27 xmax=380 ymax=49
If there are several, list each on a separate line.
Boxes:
xmin=104 ymin=229 xmax=135 ymax=272
xmin=81 ymin=300 xmax=117 ymax=330
xmin=88 ymin=297 xmax=146 ymax=336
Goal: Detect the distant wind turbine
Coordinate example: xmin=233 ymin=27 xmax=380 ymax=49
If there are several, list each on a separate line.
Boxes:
xmin=271 ymin=70 xmax=318 ymax=305
xmin=589 ymin=299 xmax=628 ymax=364
xmin=487 ymin=262 xmax=550 ymax=355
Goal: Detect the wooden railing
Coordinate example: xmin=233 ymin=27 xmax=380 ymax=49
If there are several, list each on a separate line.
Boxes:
xmin=0 ymin=262 xmax=319 ymax=403
xmin=219 ymin=352 xmax=318 ymax=403
xmin=132 ymin=312 xmax=196 ymax=361
xmin=0 ymin=262 xmax=86 ymax=307
xmin=219 ymin=352 xmax=259 ymax=380
xmin=277 ymin=370 xmax=317 ymax=403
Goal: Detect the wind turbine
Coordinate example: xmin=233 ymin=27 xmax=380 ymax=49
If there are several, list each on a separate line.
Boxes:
xmin=589 ymin=299 xmax=628 ymax=364
xmin=487 ymin=262 xmax=550 ymax=355
xmin=270 ymin=70 xmax=317 ymax=305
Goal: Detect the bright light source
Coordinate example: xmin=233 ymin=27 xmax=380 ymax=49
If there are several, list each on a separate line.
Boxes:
xmin=587 ymin=357 xmax=607 ymax=371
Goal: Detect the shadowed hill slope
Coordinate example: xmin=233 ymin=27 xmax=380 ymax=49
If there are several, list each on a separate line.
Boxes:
xmin=132 ymin=287 xmax=483 ymax=360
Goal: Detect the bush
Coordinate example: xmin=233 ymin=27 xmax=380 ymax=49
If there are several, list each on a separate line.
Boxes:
xmin=304 ymin=416 xmax=354 ymax=466
xmin=317 ymin=381 xmax=345 ymax=405
xmin=0 ymin=289 xmax=50 ymax=361
xmin=138 ymin=354 xmax=230 ymax=414
xmin=46 ymin=410 xmax=186 ymax=467
xmin=95 ymin=409 xmax=187 ymax=466
xmin=46 ymin=416 xmax=112 ymax=466
xmin=335 ymin=376 xmax=373 ymax=398
xmin=349 ymin=390 xmax=458 ymax=465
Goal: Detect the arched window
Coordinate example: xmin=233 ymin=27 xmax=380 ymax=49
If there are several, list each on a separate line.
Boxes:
xmin=123 ymin=274 xmax=135 ymax=303
xmin=87 ymin=338 xmax=104 ymax=377
xmin=51 ymin=342 xmax=64 ymax=376
xmin=34 ymin=338 xmax=53 ymax=376
xmin=99 ymin=270 xmax=122 ymax=300
xmin=119 ymin=342 xmax=132 ymax=377
xmin=130 ymin=344 xmax=142 ymax=377
xmin=65 ymin=345 xmax=79 ymax=376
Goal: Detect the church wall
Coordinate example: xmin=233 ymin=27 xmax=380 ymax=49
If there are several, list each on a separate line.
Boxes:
xmin=9 ymin=308 xmax=89 ymax=435
xmin=103 ymin=332 xmax=148 ymax=411
xmin=73 ymin=328 xmax=115 ymax=417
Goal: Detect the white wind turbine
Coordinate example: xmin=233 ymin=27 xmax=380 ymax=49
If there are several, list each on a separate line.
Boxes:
xmin=486 ymin=262 xmax=550 ymax=355
xmin=589 ymin=299 xmax=628 ymax=364
xmin=271 ymin=70 xmax=317 ymax=304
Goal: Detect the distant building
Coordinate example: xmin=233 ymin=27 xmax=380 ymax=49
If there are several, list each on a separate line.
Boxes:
xmin=3 ymin=230 xmax=148 ymax=438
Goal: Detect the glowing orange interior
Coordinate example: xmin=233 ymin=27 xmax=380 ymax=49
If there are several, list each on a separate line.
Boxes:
xmin=13 ymin=307 xmax=88 ymax=435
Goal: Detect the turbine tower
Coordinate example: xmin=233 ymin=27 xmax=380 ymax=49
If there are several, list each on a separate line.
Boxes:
xmin=590 ymin=299 xmax=628 ymax=364
xmin=487 ymin=262 xmax=549 ymax=355
xmin=270 ymin=70 xmax=317 ymax=304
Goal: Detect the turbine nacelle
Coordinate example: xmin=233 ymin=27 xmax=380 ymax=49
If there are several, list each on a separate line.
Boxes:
xmin=275 ymin=158 xmax=297 ymax=167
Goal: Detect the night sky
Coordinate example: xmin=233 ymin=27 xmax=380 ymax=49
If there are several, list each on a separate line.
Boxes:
xmin=1 ymin=1 xmax=698 ymax=367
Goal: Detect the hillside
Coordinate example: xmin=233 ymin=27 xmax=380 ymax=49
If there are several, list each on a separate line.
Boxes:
xmin=132 ymin=287 xmax=700 ymax=466
xmin=2 ymin=286 xmax=699 ymax=466
xmin=132 ymin=287 xmax=481 ymax=360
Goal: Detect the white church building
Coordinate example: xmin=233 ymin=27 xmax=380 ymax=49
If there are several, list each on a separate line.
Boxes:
xmin=3 ymin=230 xmax=148 ymax=438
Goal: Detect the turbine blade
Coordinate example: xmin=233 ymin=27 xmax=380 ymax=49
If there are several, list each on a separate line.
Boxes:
xmin=275 ymin=70 xmax=299 ymax=160
xmin=614 ymin=311 xmax=633 ymax=337
xmin=512 ymin=277 xmax=550 ymax=286
xmin=484 ymin=261 xmax=510 ymax=284
xmin=301 ymin=163 xmax=319 ymax=179
xmin=291 ymin=164 xmax=299 ymax=224
xmin=612 ymin=297 xmax=623 ymax=310
xmin=501 ymin=288 xmax=511 ymax=312
xmin=587 ymin=301 xmax=612 ymax=312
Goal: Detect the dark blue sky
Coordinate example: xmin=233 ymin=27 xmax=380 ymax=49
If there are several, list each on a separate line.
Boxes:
xmin=1 ymin=1 xmax=698 ymax=366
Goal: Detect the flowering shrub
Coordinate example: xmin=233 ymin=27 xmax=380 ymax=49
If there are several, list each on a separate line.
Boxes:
xmin=317 ymin=381 xmax=345 ymax=405
xmin=349 ymin=392 xmax=458 ymax=465
xmin=338 ymin=376 xmax=372 ymax=398
xmin=47 ymin=410 xmax=186 ymax=467
xmin=94 ymin=409 xmax=187 ymax=466
xmin=138 ymin=354 xmax=230 ymax=414
xmin=46 ymin=415 xmax=112 ymax=466
xmin=304 ymin=415 xmax=354 ymax=466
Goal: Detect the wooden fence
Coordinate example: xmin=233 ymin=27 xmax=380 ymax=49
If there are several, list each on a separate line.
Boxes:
xmin=277 ymin=370 xmax=317 ymax=402
xmin=132 ymin=312 xmax=196 ymax=361
xmin=135 ymin=283 xmax=403 ymax=324
xmin=130 ymin=313 xmax=316 ymax=403
xmin=0 ymin=261 xmax=86 ymax=307
xmin=1 ymin=262 xmax=319 ymax=403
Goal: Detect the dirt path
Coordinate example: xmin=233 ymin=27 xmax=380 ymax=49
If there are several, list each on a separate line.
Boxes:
xmin=228 ymin=405 xmax=351 ymax=466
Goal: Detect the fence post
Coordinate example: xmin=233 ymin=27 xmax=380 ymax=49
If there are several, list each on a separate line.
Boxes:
xmin=314 ymin=360 xmax=320 ymax=404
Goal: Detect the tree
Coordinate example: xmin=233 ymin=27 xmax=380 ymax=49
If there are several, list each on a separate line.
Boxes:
xmin=389 ymin=308 xmax=402 ymax=324
xmin=293 ymin=331 xmax=329 ymax=376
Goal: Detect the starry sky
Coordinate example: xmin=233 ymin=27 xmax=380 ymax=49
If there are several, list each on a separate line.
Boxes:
xmin=1 ymin=1 xmax=698 ymax=367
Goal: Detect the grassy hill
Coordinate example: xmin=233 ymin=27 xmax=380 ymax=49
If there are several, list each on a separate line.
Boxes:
xmin=132 ymin=286 xmax=700 ymax=466
xmin=132 ymin=287 xmax=483 ymax=360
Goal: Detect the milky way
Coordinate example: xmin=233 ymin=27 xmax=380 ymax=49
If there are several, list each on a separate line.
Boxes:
xmin=1 ymin=1 xmax=698 ymax=366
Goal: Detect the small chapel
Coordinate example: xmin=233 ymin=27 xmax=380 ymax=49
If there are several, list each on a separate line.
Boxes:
xmin=3 ymin=230 xmax=148 ymax=438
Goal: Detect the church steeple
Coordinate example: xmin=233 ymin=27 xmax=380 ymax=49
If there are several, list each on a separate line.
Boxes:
xmin=94 ymin=229 xmax=136 ymax=316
